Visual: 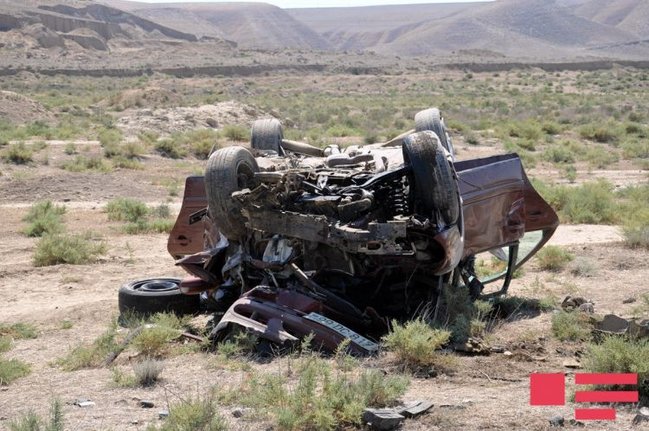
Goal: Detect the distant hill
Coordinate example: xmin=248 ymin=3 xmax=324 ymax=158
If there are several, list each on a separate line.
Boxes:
xmin=0 ymin=0 xmax=199 ymax=52
xmin=288 ymin=0 xmax=649 ymax=58
xmin=103 ymin=1 xmax=331 ymax=50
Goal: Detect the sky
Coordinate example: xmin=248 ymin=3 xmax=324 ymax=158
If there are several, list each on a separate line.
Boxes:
xmin=136 ymin=0 xmax=494 ymax=8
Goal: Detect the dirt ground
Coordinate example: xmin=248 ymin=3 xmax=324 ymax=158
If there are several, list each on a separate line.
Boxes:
xmin=0 ymin=136 xmax=647 ymax=431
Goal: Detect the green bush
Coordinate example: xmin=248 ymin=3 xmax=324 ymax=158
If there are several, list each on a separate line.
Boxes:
xmin=8 ymin=399 xmax=63 ymax=431
xmin=157 ymin=396 xmax=227 ymax=431
xmin=217 ymin=356 xmax=408 ymax=430
xmin=551 ymin=311 xmax=592 ymax=341
xmin=382 ymin=319 xmax=452 ymax=370
xmin=22 ymin=201 xmax=66 ymax=237
xmin=33 ymin=232 xmax=106 ymax=267
xmin=0 ymin=358 xmax=31 ymax=385
xmin=535 ymin=245 xmax=574 ymax=272
xmin=220 ymin=125 xmax=249 ymax=142
xmin=155 ymin=138 xmax=187 ymax=159
xmin=2 ymin=142 xmax=33 ymax=164
xmin=0 ymin=323 xmax=38 ymax=340
xmin=582 ymin=336 xmax=649 ymax=404
xmin=61 ymin=156 xmax=111 ymax=172
xmin=105 ymin=197 xmax=148 ymax=223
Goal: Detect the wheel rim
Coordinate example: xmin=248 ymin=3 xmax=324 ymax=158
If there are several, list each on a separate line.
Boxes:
xmin=135 ymin=280 xmax=179 ymax=292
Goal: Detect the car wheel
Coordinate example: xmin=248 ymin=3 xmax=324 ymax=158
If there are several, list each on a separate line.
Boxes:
xmin=118 ymin=278 xmax=200 ymax=318
xmin=251 ymin=118 xmax=283 ymax=154
xmin=205 ymin=146 xmax=259 ymax=239
xmin=415 ymin=108 xmax=455 ymax=159
xmin=402 ymin=131 xmax=460 ymax=226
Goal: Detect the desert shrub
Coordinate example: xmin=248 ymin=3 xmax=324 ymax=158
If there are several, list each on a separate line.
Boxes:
xmin=112 ymin=156 xmax=143 ymax=170
xmin=22 ymin=201 xmax=66 ymax=237
xmin=132 ymin=359 xmax=164 ymax=387
xmin=137 ymin=130 xmax=159 ymax=146
xmin=33 ymin=232 xmax=106 ymax=267
xmin=0 ymin=337 xmax=11 ymax=353
xmin=217 ymin=356 xmax=408 ymax=430
xmin=569 ymin=256 xmax=597 ymax=277
xmin=551 ymin=311 xmax=592 ymax=341
xmin=63 ymin=143 xmax=77 ymax=155
xmin=0 ymin=323 xmax=38 ymax=340
xmin=465 ymin=133 xmax=479 ymax=145
xmin=105 ymin=198 xmax=148 ymax=223
xmin=220 ymin=125 xmax=249 ymax=142
xmin=543 ymin=146 xmax=574 ymax=164
xmin=8 ymin=399 xmax=63 ymax=431
xmin=98 ymin=127 xmax=122 ymax=148
xmin=507 ymin=120 xmax=542 ymax=141
xmin=382 ymin=319 xmax=452 ymax=371
xmin=0 ymin=358 xmax=31 ymax=385
xmin=621 ymin=139 xmax=649 ymax=159
xmin=156 ymin=396 xmax=227 ymax=431
xmin=2 ymin=142 xmax=33 ymax=164
xmin=535 ymin=245 xmax=574 ymax=272
xmin=155 ymin=137 xmax=187 ymax=159
xmin=579 ymin=123 xmax=618 ymax=143
xmin=537 ymin=180 xmax=620 ymax=224
xmin=61 ymin=156 xmax=111 ymax=172
xmin=582 ymin=336 xmax=649 ymax=404
xmin=623 ymin=223 xmax=649 ymax=249
xmin=131 ymin=313 xmax=185 ymax=357
xmin=57 ymin=321 xmax=119 ymax=371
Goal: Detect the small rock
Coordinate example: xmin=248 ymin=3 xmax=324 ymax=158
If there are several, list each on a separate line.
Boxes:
xmin=74 ymin=400 xmax=95 ymax=408
xmin=490 ymin=346 xmax=505 ymax=353
xmin=629 ymin=320 xmax=649 ymax=339
xmin=623 ymin=297 xmax=637 ymax=304
xmin=131 ymin=420 xmax=139 ymax=425
xmin=549 ymin=415 xmax=565 ymax=427
xmin=568 ymin=419 xmax=585 ymax=427
xmin=503 ymin=351 xmax=513 ymax=357
xmin=232 ymin=408 xmax=249 ymax=418
xmin=562 ymin=359 xmax=582 ymax=369
xmin=158 ymin=410 xmax=169 ymax=419
xmin=562 ymin=296 xmax=588 ymax=311
xmin=362 ymin=408 xmax=405 ymax=431
xmin=640 ymin=407 xmax=649 ymax=416
xmin=140 ymin=400 xmax=154 ymax=408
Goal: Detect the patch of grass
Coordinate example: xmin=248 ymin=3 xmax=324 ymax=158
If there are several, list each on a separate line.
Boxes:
xmin=63 ymin=143 xmax=77 ymax=155
xmin=0 ymin=358 xmax=31 ymax=385
xmin=218 ymin=356 xmax=409 ymax=430
xmin=57 ymin=321 xmax=119 ymax=371
xmin=155 ymin=137 xmax=188 ymax=159
xmin=221 ymin=125 xmax=249 ymax=142
xmin=535 ymin=245 xmax=574 ymax=272
xmin=22 ymin=201 xmax=66 ymax=237
xmin=0 ymin=323 xmax=38 ymax=340
xmin=2 ymin=142 xmax=33 ymax=164
xmin=33 ymin=232 xmax=106 ymax=267
xmin=105 ymin=197 xmax=148 ymax=223
xmin=155 ymin=395 xmax=227 ymax=431
xmin=551 ymin=311 xmax=592 ymax=341
xmin=8 ymin=399 xmax=64 ymax=431
xmin=623 ymin=223 xmax=649 ymax=249
xmin=569 ymin=256 xmax=598 ymax=277
xmin=130 ymin=313 xmax=186 ymax=357
xmin=582 ymin=336 xmax=649 ymax=404
xmin=113 ymin=359 xmax=164 ymax=387
xmin=382 ymin=319 xmax=452 ymax=371
xmin=579 ymin=123 xmax=619 ymax=143
xmin=0 ymin=336 xmax=11 ymax=353
xmin=61 ymin=155 xmax=111 ymax=172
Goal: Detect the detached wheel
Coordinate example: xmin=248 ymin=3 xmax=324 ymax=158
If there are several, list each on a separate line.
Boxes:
xmin=415 ymin=108 xmax=455 ymax=159
xmin=205 ymin=146 xmax=259 ymax=239
xmin=118 ymin=278 xmax=199 ymax=318
xmin=403 ymin=131 xmax=460 ymax=226
xmin=251 ymin=119 xmax=283 ymax=154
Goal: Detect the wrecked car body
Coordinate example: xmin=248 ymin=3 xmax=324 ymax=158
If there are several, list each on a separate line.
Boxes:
xmin=162 ymin=111 xmax=559 ymax=353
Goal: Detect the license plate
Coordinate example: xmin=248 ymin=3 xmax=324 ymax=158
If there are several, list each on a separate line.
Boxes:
xmin=304 ymin=312 xmax=379 ymax=353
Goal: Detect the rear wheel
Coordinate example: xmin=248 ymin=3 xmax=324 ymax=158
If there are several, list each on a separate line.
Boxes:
xmin=402 ymin=131 xmax=460 ymax=226
xmin=205 ymin=146 xmax=259 ymax=239
xmin=415 ymin=108 xmax=455 ymax=159
xmin=118 ymin=278 xmax=200 ymax=319
xmin=251 ymin=119 xmax=283 ymax=154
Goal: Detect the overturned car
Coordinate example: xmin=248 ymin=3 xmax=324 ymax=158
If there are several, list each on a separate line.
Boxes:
xmin=119 ymin=108 xmax=559 ymax=355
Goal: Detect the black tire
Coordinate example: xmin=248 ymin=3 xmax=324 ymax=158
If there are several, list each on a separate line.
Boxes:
xmin=251 ymin=119 xmax=283 ymax=154
xmin=205 ymin=146 xmax=259 ymax=239
xmin=402 ymin=131 xmax=460 ymax=226
xmin=118 ymin=278 xmax=200 ymax=318
xmin=415 ymin=108 xmax=455 ymax=159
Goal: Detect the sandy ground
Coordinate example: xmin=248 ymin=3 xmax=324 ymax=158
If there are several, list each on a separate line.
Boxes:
xmin=0 ymin=140 xmax=647 ymax=431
